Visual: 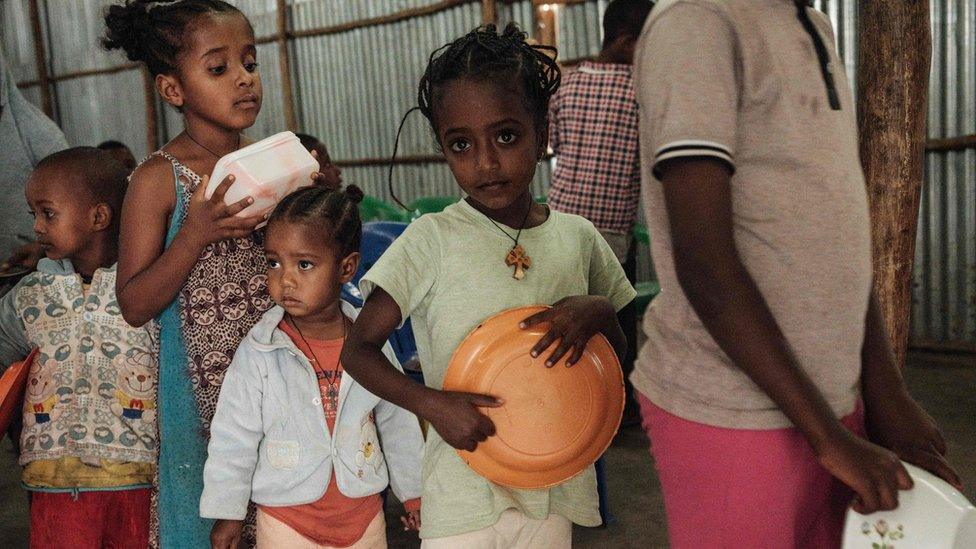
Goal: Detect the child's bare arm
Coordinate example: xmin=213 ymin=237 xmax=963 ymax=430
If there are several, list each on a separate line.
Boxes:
xmin=341 ymin=288 xmax=502 ymax=451
xmin=860 ymin=288 xmax=961 ymax=487
xmin=661 ymin=157 xmax=911 ymax=513
xmin=116 ymin=159 xmax=263 ymax=326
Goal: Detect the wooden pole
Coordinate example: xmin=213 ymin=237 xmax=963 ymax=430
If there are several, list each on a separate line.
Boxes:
xmin=141 ymin=68 xmax=159 ymax=152
xmin=27 ymin=0 xmax=53 ymax=118
xmin=532 ymin=2 xmax=558 ymax=46
xmin=276 ymin=0 xmax=298 ymax=131
xmin=482 ymin=0 xmax=497 ymax=25
xmin=856 ymin=0 xmax=931 ymax=368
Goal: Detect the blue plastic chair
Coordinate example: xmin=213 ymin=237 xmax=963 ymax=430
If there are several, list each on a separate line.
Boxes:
xmin=343 ymin=222 xmax=422 ymax=384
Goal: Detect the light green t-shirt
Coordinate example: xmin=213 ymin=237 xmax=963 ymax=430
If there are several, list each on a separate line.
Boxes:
xmin=360 ymin=199 xmax=636 ymax=539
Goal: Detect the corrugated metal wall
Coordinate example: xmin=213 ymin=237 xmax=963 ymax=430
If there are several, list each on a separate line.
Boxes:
xmin=3 ymin=0 xmax=150 ymax=159
xmin=3 ymin=0 xmax=974 ymax=348
xmin=287 ymin=1 xmax=483 ymax=204
xmin=918 ymin=0 xmax=976 ymax=349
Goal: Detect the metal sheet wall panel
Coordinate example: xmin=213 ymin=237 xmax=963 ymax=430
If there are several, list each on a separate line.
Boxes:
xmin=250 ymin=41 xmax=287 ymax=138
xmin=556 ymin=1 xmax=604 ymax=62
xmin=56 ymin=68 xmax=149 ymax=158
xmin=234 ymin=0 xmax=278 ymax=37
xmin=44 ymin=0 xmax=128 ymax=76
xmin=914 ymin=0 xmax=976 ymax=348
xmin=290 ymin=2 xmax=479 ymax=160
xmin=812 ymin=0 xmax=858 ymax=86
xmin=0 ymin=0 xmax=39 ymax=83
xmin=289 ymin=0 xmax=454 ymax=32
xmin=18 ymin=83 xmax=44 ymax=108
xmin=497 ymin=0 xmax=532 ymax=32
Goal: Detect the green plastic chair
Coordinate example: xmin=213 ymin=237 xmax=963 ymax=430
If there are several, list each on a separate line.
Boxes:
xmin=407 ymin=196 xmax=458 ymax=221
xmin=360 ymin=195 xmax=408 ymax=222
xmin=632 ymin=223 xmax=660 ymax=313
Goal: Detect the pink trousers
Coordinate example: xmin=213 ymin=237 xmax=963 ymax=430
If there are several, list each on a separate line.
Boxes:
xmin=638 ymin=393 xmax=865 ymax=549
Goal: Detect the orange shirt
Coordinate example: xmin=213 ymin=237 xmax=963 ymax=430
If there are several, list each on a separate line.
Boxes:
xmin=258 ymin=320 xmax=419 ymax=547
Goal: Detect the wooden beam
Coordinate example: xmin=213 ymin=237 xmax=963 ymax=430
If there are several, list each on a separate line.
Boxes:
xmin=16 ymin=62 xmax=141 ymax=89
xmin=263 ymin=0 xmax=476 ymax=42
xmin=856 ymin=0 xmax=931 ymax=368
xmin=334 ymin=151 xmax=554 ymax=168
xmin=482 ymin=0 xmax=498 ymax=25
xmin=925 ymin=134 xmax=976 ymax=152
xmin=334 ymin=154 xmax=446 ymax=168
xmin=27 ymin=0 xmax=52 ymax=117
xmin=142 ymin=68 xmax=158 ymax=152
xmin=276 ymin=0 xmax=298 ymax=131
xmin=909 ymin=338 xmax=976 ymax=355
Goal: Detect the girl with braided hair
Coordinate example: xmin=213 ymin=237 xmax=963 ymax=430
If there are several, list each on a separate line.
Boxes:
xmin=202 ymin=185 xmax=424 ymax=548
xmin=103 ymin=1 xmax=329 ymax=546
xmin=342 ymin=24 xmax=635 ymax=548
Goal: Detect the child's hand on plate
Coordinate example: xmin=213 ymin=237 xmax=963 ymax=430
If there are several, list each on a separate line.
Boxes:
xmin=520 ymin=296 xmax=617 ymax=367
xmin=865 ymin=390 xmax=962 ymax=490
xmin=427 ymin=390 xmax=502 ymax=451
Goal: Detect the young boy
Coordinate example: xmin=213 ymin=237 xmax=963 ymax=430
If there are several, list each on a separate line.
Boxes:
xmin=632 ymin=1 xmax=959 ymax=547
xmin=97 ymin=139 xmax=138 ymax=172
xmin=0 ymin=147 xmax=158 ymax=547
xmin=547 ymin=0 xmax=654 ymax=421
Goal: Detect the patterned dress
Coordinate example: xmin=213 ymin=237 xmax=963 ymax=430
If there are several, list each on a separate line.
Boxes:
xmin=146 ymin=151 xmax=272 ymax=548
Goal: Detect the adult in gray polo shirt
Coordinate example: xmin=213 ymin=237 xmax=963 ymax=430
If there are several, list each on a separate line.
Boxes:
xmin=0 ymin=46 xmax=68 ymax=264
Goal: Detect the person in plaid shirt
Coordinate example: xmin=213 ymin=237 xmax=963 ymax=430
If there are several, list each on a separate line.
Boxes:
xmin=548 ymin=0 xmax=653 ymax=422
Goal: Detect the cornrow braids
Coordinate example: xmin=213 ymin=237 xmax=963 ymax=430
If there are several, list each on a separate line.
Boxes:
xmin=419 ymin=22 xmax=560 ymax=133
xmin=103 ymin=0 xmax=247 ymax=76
xmin=387 ymin=22 xmax=561 ymax=208
xmin=269 ymin=185 xmax=365 ymax=257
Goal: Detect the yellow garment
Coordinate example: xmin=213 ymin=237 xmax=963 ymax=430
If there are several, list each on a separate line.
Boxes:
xmin=114 ymin=389 xmax=156 ymax=410
xmin=23 ymin=456 xmax=154 ymax=489
xmin=25 ymin=394 xmax=57 ymax=415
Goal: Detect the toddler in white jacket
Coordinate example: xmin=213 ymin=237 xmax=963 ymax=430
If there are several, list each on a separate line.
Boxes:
xmin=202 ymin=185 xmax=423 ymax=548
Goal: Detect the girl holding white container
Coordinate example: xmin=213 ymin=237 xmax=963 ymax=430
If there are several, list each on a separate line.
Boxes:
xmin=104 ymin=1 xmax=327 ymax=546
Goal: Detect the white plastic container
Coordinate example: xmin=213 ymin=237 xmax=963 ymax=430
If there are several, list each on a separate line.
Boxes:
xmin=204 ymin=131 xmax=319 ymax=227
xmin=843 ymin=462 xmax=976 ymax=548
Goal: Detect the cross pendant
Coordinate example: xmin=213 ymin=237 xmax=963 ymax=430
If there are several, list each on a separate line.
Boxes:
xmin=326 ymin=386 xmax=338 ymax=410
xmin=505 ymin=244 xmax=532 ymax=281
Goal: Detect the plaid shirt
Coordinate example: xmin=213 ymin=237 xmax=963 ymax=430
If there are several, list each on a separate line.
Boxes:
xmin=547 ymin=61 xmax=641 ymax=234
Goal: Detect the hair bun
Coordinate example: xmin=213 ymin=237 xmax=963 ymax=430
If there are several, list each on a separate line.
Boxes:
xmin=343 ymin=184 xmax=365 ymax=205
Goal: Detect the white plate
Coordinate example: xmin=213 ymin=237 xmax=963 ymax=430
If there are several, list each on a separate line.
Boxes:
xmin=843 ymin=462 xmax=976 ymax=548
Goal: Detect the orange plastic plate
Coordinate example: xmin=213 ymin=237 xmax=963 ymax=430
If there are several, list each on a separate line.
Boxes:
xmin=443 ymin=306 xmax=624 ymax=489
xmin=0 ymin=348 xmax=38 ymax=435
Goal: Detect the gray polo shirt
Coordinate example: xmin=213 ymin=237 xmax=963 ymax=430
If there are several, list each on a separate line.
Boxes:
xmin=0 ymin=48 xmax=68 ymax=259
xmin=632 ymin=0 xmax=872 ymax=429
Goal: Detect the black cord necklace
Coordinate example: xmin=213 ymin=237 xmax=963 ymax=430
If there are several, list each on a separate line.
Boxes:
xmin=483 ymin=198 xmax=534 ymax=280
xmin=288 ymin=310 xmax=346 ymax=412
xmin=184 ymin=130 xmax=240 ymax=159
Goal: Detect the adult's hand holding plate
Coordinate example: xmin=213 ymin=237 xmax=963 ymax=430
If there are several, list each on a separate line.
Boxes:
xmin=443 ymin=306 xmax=624 ymax=489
